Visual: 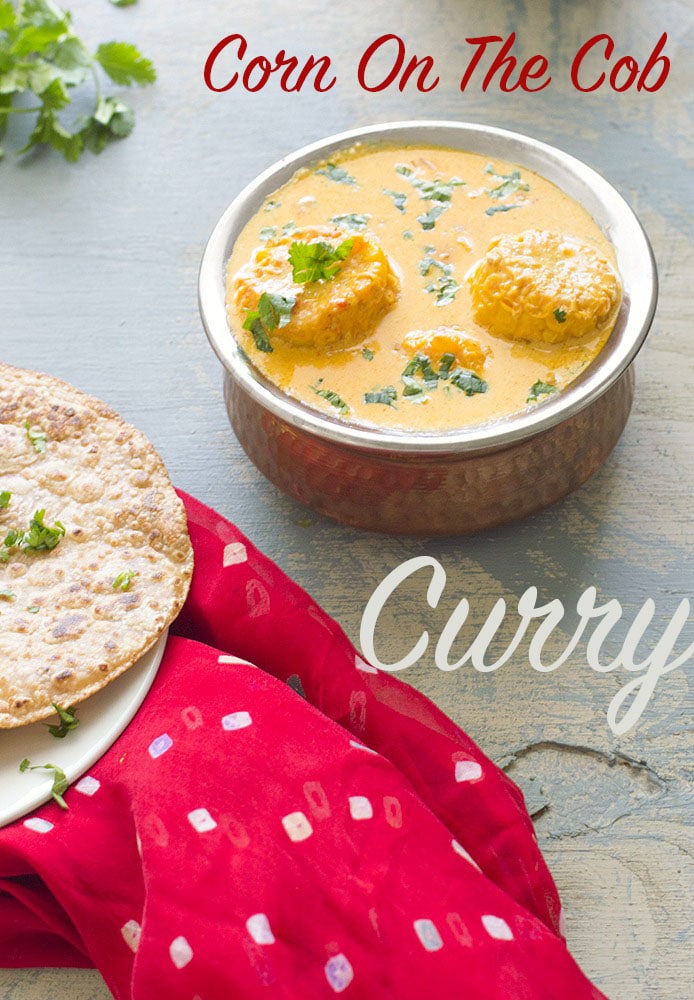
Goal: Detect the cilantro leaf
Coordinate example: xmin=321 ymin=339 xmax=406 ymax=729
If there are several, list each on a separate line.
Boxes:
xmin=112 ymin=569 xmax=138 ymax=591
xmin=527 ymin=380 xmax=558 ymax=403
xmin=45 ymin=703 xmax=79 ymax=738
xmin=310 ymin=381 xmax=349 ymax=415
xmin=449 ymin=369 xmax=488 ymax=396
xmin=417 ymin=204 xmax=447 ymax=231
xmin=4 ymin=509 xmax=66 ymax=553
xmin=395 ymin=165 xmax=465 ymax=202
xmin=0 ymin=490 xmax=10 ymax=509
xmin=364 ymin=386 xmax=397 ymax=407
xmin=361 ymin=347 xmax=374 ymax=361
xmin=484 ymin=164 xmax=529 ymax=200
xmin=316 ymin=162 xmax=356 ymax=185
xmin=553 ymin=308 xmax=567 ymax=323
xmin=19 ymin=758 xmax=69 ymax=809
xmin=437 ymin=353 xmax=455 ymax=379
xmin=24 ymin=420 xmax=47 ymax=453
xmin=418 ymin=252 xmax=459 ymax=305
xmin=330 ymin=213 xmax=370 ymax=231
xmin=402 ymin=353 xmax=439 ymax=390
xmin=0 ymin=1 xmax=155 ymax=162
xmin=383 ymin=189 xmax=407 ymax=213
xmin=95 ymin=41 xmax=156 ymax=87
xmin=288 ymin=239 xmax=353 ymax=283
xmin=485 ymin=204 xmax=522 ymax=216
xmin=243 ymin=292 xmax=295 ymax=353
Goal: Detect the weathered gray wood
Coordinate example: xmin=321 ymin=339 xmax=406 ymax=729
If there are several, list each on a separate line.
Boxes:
xmin=0 ymin=1 xmax=691 ymax=997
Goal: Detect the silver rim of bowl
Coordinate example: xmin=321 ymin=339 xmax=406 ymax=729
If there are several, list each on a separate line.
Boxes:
xmin=199 ymin=120 xmax=658 ymax=456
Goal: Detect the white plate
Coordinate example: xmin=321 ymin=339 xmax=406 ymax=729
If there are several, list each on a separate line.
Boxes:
xmin=0 ymin=631 xmax=167 ymax=828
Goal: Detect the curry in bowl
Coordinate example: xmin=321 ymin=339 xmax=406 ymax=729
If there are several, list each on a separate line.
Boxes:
xmin=225 ymin=144 xmax=622 ymax=433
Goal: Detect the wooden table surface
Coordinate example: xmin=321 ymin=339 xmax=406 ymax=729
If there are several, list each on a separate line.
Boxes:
xmin=1 ymin=1 xmax=691 ymax=997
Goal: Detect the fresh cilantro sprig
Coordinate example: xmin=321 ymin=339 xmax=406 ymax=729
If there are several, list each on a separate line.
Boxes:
xmin=19 ymin=758 xmax=69 ymax=808
xmin=0 ymin=0 xmax=156 ymax=162
xmin=243 ymin=292 xmax=295 ymax=353
xmin=289 ymin=238 xmax=353 ymax=284
xmin=0 ymin=490 xmax=10 ymax=508
xmin=3 ymin=509 xmax=66 ymax=555
xmin=45 ymin=702 xmax=79 ymax=738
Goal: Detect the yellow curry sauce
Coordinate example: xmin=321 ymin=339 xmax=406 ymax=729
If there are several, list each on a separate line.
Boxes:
xmin=225 ymin=144 xmax=622 ymax=432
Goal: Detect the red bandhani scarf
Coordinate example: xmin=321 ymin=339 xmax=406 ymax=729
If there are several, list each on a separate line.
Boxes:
xmin=0 ymin=492 xmax=606 ymax=999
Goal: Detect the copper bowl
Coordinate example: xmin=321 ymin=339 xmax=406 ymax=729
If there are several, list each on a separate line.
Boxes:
xmin=199 ymin=121 xmax=657 ymax=535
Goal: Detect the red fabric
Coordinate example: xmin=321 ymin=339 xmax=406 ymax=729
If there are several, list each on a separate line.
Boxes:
xmin=0 ymin=492 xmax=607 ymax=999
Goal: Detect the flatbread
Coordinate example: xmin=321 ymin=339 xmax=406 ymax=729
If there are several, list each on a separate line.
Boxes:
xmin=0 ymin=364 xmax=193 ymax=728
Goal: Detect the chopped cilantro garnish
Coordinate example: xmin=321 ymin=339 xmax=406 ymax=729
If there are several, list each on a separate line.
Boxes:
xmin=112 ymin=570 xmax=138 ymax=591
xmin=19 ymin=759 xmax=69 ymax=810
xmin=527 ymin=380 xmax=558 ymax=403
xmin=310 ymin=381 xmax=349 ymax=415
xmin=553 ymin=308 xmax=567 ymax=323
xmin=402 ymin=353 xmax=439 ymax=390
xmin=402 ymin=375 xmax=425 ymax=398
xmin=264 ymin=200 xmax=281 ymax=212
xmin=418 ymin=250 xmax=459 ymax=304
xmin=258 ymin=226 xmax=276 ymax=241
xmin=0 ymin=491 xmax=10 ymax=509
xmin=282 ymin=221 xmax=297 ymax=235
xmin=243 ymin=292 xmax=296 ymax=353
xmin=45 ymin=704 xmax=79 ymax=739
xmin=438 ymin=353 xmax=455 ymax=379
xmin=330 ymin=213 xmax=370 ymax=231
xmin=26 ymin=605 xmax=40 ymax=614
xmin=316 ymin=162 xmax=356 ymax=185
xmin=289 ymin=239 xmax=353 ymax=283
xmin=25 ymin=421 xmax=47 ymax=454
xmin=395 ymin=165 xmax=465 ymax=202
xmin=362 ymin=347 xmax=374 ymax=361
xmin=417 ymin=204 xmax=447 ymax=231
xmin=383 ymin=189 xmax=407 ymax=213
xmin=449 ymin=369 xmax=488 ymax=396
xmin=4 ymin=510 xmax=66 ymax=554
xmin=484 ymin=165 xmax=529 ymax=200
xmin=485 ymin=204 xmax=522 ymax=216
xmin=364 ymin=386 xmax=397 ymax=407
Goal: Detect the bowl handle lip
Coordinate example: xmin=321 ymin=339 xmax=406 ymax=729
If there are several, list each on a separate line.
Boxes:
xmin=199 ymin=119 xmax=658 ymax=457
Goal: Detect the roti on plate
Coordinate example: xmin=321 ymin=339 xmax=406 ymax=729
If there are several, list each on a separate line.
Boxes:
xmin=0 ymin=364 xmax=193 ymax=728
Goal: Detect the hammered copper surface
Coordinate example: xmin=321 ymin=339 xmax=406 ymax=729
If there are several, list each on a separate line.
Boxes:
xmin=224 ymin=368 xmax=635 ymax=535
